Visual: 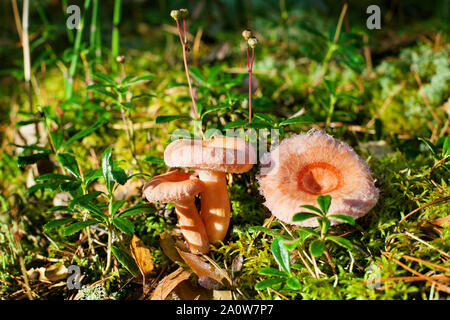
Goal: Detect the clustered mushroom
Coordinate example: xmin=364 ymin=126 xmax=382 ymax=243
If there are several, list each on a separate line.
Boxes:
xmin=257 ymin=129 xmax=379 ymax=227
xmin=142 ymin=170 xmax=209 ymax=254
xmin=143 ymin=136 xmax=256 ymax=254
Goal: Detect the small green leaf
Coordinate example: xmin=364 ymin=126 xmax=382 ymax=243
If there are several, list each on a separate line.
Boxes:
xmin=36 ymin=173 xmax=76 ymax=182
xmin=43 ymin=218 xmax=75 ymax=231
xmin=278 ymin=115 xmax=315 ymax=126
xmin=63 ymin=120 xmax=105 ymax=149
xmin=257 ymin=268 xmax=287 ymax=277
xmin=254 ymin=277 xmax=285 ymax=290
xmin=18 ymin=153 xmax=49 ymax=167
xmin=326 ymin=235 xmax=353 ymax=250
xmin=111 ymin=200 xmax=126 ymax=216
xmin=144 ymin=156 xmax=165 ymax=165
xmin=223 ymin=120 xmax=248 ymax=129
xmin=298 ymin=205 xmax=323 ymax=216
xmin=286 ymin=276 xmax=301 ymax=290
xmin=248 ymin=226 xmax=290 ymax=240
xmin=111 ymin=168 xmax=128 ymax=185
xmin=111 ymin=246 xmax=140 ymax=277
xmin=69 ymin=192 xmax=102 ymax=209
xmin=50 ymin=130 xmax=63 ymax=151
xmin=271 ymin=238 xmax=291 ymax=274
xmin=63 ymin=220 xmax=97 ymax=236
xmin=56 ymin=153 xmax=81 ymax=178
xmin=112 ymin=217 xmax=135 ymax=235
xmin=281 ymin=238 xmax=302 ymax=251
xmin=123 ymin=74 xmax=156 ymax=86
xmin=119 ymin=204 xmax=156 ymax=217
xmin=101 ymin=148 xmax=113 ymax=193
xmin=155 ymin=115 xmax=191 ymax=124
xmin=292 ymin=212 xmax=318 ymax=223
xmin=442 ymin=136 xmax=450 ymax=157
xmin=317 ymin=195 xmax=332 ymax=214
xmin=329 ymin=214 xmax=355 ymax=226
xmin=27 ymin=182 xmax=61 ymax=194
xmin=201 ymin=105 xmax=230 ymax=119
xmin=60 ymin=180 xmax=82 ymax=192
xmin=93 ymin=72 xmax=116 ymax=85
xmin=309 ymin=239 xmax=325 ymax=257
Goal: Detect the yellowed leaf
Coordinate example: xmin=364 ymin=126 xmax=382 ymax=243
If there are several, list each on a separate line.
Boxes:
xmin=177 ymin=249 xmax=227 ymax=285
xmin=160 ymin=228 xmax=188 ymax=263
xmin=27 ymin=264 xmax=67 ymax=282
xmin=150 ymin=267 xmax=191 ymax=300
xmin=173 ymin=280 xmax=209 ymax=300
xmin=130 ymin=235 xmax=154 ymax=277
xmin=213 ymin=290 xmax=233 ymax=300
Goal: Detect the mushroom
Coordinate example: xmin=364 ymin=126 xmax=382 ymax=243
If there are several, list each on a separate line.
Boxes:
xmin=142 ymin=170 xmax=210 ymax=254
xmin=257 ymin=129 xmax=378 ymax=227
xmin=164 ymin=136 xmax=256 ymax=244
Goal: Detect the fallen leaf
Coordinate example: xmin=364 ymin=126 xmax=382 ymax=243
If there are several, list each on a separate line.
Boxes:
xmin=130 ymin=235 xmax=154 ymax=277
xmin=213 ymin=290 xmax=233 ymax=300
xmin=177 ymin=248 xmax=228 ymax=286
xmin=27 ymin=264 xmax=68 ymax=282
xmin=159 ymin=228 xmax=188 ymax=263
xmin=150 ymin=267 xmax=191 ymax=300
xmin=431 ymin=215 xmax=450 ymax=227
xmin=198 ymin=276 xmax=223 ymax=290
xmin=173 ymin=280 xmax=209 ymax=300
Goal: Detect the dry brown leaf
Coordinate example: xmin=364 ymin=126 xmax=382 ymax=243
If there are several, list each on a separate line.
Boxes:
xmin=27 ymin=264 xmax=67 ymax=282
xmin=177 ymin=248 xmax=227 ymax=285
xmin=431 ymin=215 xmax=450 ymax=227
xmin=150 ymin=267 xmax=191 ymax=300
xmin=173 ymin=280 xmax=209 ymax=300
xmin=130 ymin=235 xmax=154 ymax=277
xmin=159 ymin=228 xmax=189 ymax=263
xmin=213 ymin=290 xmax=233 ymax=300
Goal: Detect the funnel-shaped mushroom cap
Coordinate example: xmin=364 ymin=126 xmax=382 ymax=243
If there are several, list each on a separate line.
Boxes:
xmin=164 ymin=136 xmax=256 ymax=173
xmin=142 ymin=170 xmax=204 ymax=203
xmin=258 ymin=130 xmax=378 ymax=227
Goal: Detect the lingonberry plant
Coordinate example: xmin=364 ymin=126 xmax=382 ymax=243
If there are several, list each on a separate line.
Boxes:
xmin=252 ymin=195 xmax=355 ymax=292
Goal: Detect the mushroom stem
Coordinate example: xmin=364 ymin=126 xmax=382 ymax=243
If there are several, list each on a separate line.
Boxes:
xmin=196 ymin=170 xmax=230 ymax=244
xmin=174 ymin=199 xmax=210 ymax=254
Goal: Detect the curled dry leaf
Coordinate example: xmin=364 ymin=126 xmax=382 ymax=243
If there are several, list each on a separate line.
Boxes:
xmin=27 ymin=264 xmax=68 ymax=282
xmin=173 ymin=280 xmax=209 ymax=300
xmin=198 ymin=276 xmax=223 ymax=290
xmin=213 ymin=290 xmax=233 ymax=300
xmin=150 ymin=267 xmax=191 ymax=300
xmin=177 ymin=248 xmax=228 ymax=286
xmin=130 ymin=235 xmax=155 ymax=277
xmin=431 ymin=215 xmax=450 ymax=227
xmin=159 ymin=228 xmax=189 ymax=263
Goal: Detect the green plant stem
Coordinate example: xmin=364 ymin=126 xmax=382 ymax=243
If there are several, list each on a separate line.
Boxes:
xmin=103 ymin=198 xmax=114 ymax=275
xmin=325 ymin=95 xmax=336 ymax=127
xmin=89 ymin=0 xmax=99 ymax=70
xmin=66 ymin=0 xmax=91 ymax=99
xmin=111 ymin=0 xmax=122 ymax=72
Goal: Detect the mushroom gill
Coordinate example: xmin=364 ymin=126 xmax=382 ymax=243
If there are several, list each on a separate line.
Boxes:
xmin=257 ymin=130 xmax=379 ymax=227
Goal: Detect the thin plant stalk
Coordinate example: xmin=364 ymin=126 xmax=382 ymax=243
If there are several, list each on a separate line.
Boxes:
xmin=21 ymin=0 xmax=33 ymax=117
xmin=103 ymin=198 xmax=114 ymax=275
xmin=90 ymin=0 xmax=99 ymax=67
xmin=321 ymin=3 xmax=347 ymax=77
xmin=111 ymin=0 xmax=122 ymax=72
xmin=175 ymin=18 xmax=199 ymax=120
xmin=66 ymin=0 xmax=91 ymax=99
xmin=246 ymin=41 xmax=255 ymax=124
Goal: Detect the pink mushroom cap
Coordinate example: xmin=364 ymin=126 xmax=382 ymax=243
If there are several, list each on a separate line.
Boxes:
xmin=257 ymin=130 xmax=379 ymax=227
xmin=164 ymin=136 xmax=256 ymax=173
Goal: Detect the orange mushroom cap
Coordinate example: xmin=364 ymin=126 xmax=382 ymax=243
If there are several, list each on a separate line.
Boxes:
xmin=257 ymin=130 xmax=379 ymax=227
xmin=142 ymin=170 xmax=204 ymax=203
xmin=164 ymin=136 xmax=256 ymax=173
